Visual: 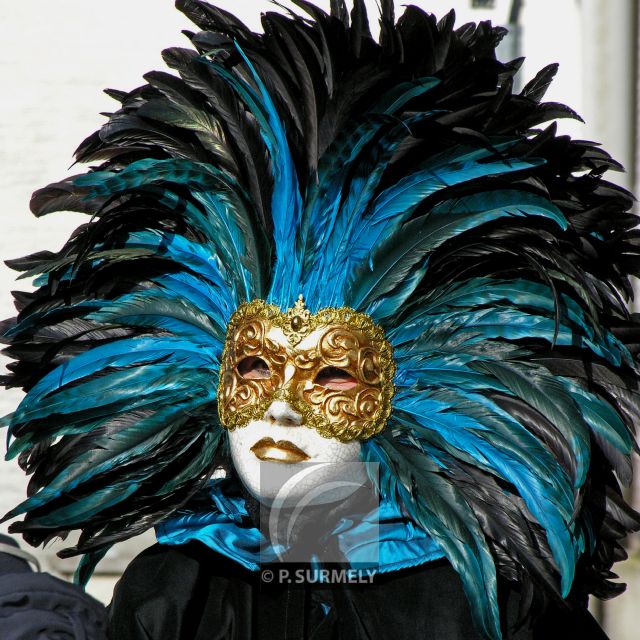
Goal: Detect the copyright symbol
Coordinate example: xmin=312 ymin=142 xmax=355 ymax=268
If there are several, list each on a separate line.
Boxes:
xmin=262 ymin=570 xmax=274 ymax=583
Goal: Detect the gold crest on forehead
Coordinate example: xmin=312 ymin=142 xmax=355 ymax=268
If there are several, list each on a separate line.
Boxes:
xmin=217 ymin=296 xmax=396 ymax=442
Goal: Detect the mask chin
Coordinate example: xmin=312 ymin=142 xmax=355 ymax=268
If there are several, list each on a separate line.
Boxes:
xmin=227 ymin=417 xmax=365 ymax=507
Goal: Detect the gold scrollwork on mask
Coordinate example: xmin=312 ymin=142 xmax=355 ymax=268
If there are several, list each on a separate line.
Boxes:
xmin=217 ymin=297 xmax=395 ymax=442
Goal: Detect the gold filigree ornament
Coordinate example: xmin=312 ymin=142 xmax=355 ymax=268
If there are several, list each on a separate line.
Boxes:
xmin=217 ymin=297 xmax=396 ymax=442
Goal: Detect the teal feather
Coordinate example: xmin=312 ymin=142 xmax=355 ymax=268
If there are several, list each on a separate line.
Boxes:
xmin=125 ymin=231 xmax=239 ymax=306
xmin=391 ymin=304 xmax=629 ymax=368
xmin=300 ymin=114 xmax=403 ymax=305
xmin=301 ymin=76 xmax=442 ymax=297
xmin=562 ymin=379 xmax=635 ymax=455
xmin=152 ymin=272 xmax=234 ymax=335
xmin=20 ymin=483 xmax=141 ymax=528
xmin=347 ymin=185 xmax=567 ymax=320
xmin=369 ymin=77 xmax=440 ymax=114
xmin=76 ymin=159 xmax=262 ymax=300
xmin=75 ymin=548 xmax=110 ymax=587
xmin=9 ymin=337 xmax=216 ymax=423
xmin=7 ymin=365 xmax=216 ymax=458
xmin=3 ymin=3 xmax=639 ymax=630
xmin=365 ymin=159 xmax=546 ymax=232
xmin=202 ymin=45 xmax=304 ymax=307
xmin=15 ymin=248 xmax=156 ymax=282
xmin=362 ymin=437 xmax=502 ymax=640
xmin=470 ymin=360 xmax=591 ymax=489
xmin=88 ymin=291 xmax=224 ymax=344
xmin=430 ymin=189 xmax=568 ymax=230
xmin=392 ymin=387 xmax=580 ymax=596
xmin=8 ymin=413 xmax=190 ymax=516
xmin=306 ymin=113 xmax=439 ymax=307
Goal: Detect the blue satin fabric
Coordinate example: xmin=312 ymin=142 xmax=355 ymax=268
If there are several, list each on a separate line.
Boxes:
xmin=156 ymin=480 xmax=444 ymax=573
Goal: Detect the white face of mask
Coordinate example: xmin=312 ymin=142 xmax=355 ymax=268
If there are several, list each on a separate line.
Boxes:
xmin=228 ymin=400 xmax=365 ymax=506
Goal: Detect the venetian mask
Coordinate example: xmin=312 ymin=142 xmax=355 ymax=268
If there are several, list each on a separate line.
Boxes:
xmin=217 ymin=296 xmax=395 ymax=443
xmin=218 ymin=296 xmax=394 ymax=506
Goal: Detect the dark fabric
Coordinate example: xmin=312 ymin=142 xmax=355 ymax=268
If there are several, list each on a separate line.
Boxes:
xmin=108 ymin=543 xmax=252 ymax=640
xmin=0 ymin=535 xmax=32 ymax=575
xmin=0 ymin=535 xmax=108 ymax=640
xmin=108 ymin=542 xmax=610 ymax=640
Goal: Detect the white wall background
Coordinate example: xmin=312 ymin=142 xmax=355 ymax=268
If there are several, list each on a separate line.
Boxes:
xmin=0 ymin=1 xmax=637 ymax=633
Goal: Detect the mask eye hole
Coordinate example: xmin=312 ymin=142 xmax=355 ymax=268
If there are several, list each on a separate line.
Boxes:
xmin=314 ymin=367 xmax=357 ymax=390
xmin=237 ymin=356 xmax=271 ymax=380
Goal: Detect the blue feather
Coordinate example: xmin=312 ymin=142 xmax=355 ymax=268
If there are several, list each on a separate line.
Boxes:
xmin=10 ymin=337 xmax=216 ymax=422
xmin=304 ymin=114 xmax=438 ymax=307
xmin=124 ymin=231 xmax=239 ymax=306
xmin=76 ymin=159 xmax=261 ymax=300
xmin=87 ymin=291 xmax=224 ymax=346
xmin=392 ymin=388 xmax=580 ymax=595
xmin=390 ymin=295 xmax=630 ymax=368
xmin=361 ymin=438 xmax=502 ymax=639
xmin=369 ymin=77 xmax=440 ymax=114
xmin=201 ymin=45 xmax=303 ymax=308
xmin=347 ymin=185 xmax=569 ymax=320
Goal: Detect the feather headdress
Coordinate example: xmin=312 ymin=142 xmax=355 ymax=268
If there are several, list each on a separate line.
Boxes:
xmin=2 ymin=1 xmax=640 ymax=638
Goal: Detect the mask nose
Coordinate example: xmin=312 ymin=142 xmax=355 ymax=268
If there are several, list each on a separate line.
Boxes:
xmin=263 ymin=400 xmax=303 ymax=427
xmin=280 ymin=362 xmax=312 ymax=403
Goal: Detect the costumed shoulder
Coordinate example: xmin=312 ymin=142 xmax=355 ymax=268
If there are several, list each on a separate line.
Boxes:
xmin=110 ymin=539 xmax=609 ymax=639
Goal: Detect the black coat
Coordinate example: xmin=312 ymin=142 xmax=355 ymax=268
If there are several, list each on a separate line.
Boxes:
xmin=108 ymin=541 xmax=609 ymax=640
xmin=0 ymin=534 xmax=107 ymax=640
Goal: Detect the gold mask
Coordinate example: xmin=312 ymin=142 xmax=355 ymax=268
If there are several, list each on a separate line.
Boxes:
xmin=217 ymin=296 xmax=395 ymax=442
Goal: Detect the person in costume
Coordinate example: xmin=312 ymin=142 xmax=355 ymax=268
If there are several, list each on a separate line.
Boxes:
xmin=0 ymin=534 xmax=107 ymax=640
xmin=2 ymin=1 xmax=639 ymax=638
